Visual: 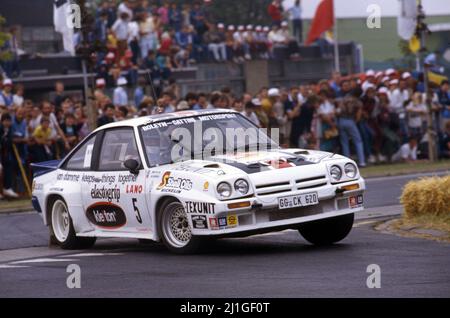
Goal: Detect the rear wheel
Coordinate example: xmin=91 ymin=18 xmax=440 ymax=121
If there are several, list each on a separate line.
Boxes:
xmin=50 ymin=199 xmax=96 ymax=250
xmin=298 ymin=213 xmax=354 ymax=246
xmin=158 ymin=200 xmax=203 ymax=254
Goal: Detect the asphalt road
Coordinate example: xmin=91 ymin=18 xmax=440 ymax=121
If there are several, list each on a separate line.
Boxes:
xmin=0 ymin=172 xmax=449 ymax=298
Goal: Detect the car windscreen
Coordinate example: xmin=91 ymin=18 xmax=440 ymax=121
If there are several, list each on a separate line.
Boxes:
xmin=139 ymin=113 xmax=278 ymax=167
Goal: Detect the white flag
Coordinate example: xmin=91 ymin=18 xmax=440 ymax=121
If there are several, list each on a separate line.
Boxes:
xmin=397 ymin=0 xmax=418 ymax=41
xmin=54 ymin=0 xmax=75 ymax=56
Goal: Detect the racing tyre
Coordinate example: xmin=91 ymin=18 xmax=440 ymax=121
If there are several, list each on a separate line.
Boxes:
xmin=158 ymin=200 xmax=203 ymax=254
xmin=298 ymin=213 xmax=354 ymax=246
xmin=50 ymin=199 xmax=96 ymax=250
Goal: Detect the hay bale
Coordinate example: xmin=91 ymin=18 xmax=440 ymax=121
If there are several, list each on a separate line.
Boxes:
xmin=400 ymin=176 xmax=450 ymax=218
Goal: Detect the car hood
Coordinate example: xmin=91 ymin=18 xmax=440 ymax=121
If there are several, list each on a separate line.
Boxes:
xmin=170 ymin=149 xmax=335 ymax=177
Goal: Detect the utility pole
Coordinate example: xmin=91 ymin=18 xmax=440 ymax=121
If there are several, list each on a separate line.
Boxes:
xmin=77 ymin=0 xmax=100 ymax=132
xmin=416 ymin=1 xmax=437 ymax=162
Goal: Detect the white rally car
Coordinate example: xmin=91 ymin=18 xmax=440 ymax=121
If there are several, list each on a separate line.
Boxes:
xmin=32 ymin=109 xmax=365 ymax=254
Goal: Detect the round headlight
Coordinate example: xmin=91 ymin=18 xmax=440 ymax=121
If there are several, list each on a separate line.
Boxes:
xmin=217 ymin=182 xmax=232 ymax=198
xmin=330 ymin=165 xmax=342 ymax=182
xmin=344 ymin=163 xmax=358 ymax=179
xmin=234 ymin=179 xmax=249 ymax=195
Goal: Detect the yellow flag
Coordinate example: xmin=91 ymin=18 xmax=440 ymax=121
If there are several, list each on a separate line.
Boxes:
xmin=409 ymin=35 xmax=420 ymax=53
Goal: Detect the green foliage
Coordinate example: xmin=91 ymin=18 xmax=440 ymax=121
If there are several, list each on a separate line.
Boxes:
xmin=0 ymin=15 xmax=13 ymax=62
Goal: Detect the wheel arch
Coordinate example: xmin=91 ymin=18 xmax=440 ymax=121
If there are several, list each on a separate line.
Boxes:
xmin=45 ymin=194 xmax=66 ymax=226
xmin=154 ymin=195 xmax=180 ymax=240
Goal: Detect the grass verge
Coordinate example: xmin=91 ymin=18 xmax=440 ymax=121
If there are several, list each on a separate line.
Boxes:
xmin=360 ymin=160 xmax=450 ymax=178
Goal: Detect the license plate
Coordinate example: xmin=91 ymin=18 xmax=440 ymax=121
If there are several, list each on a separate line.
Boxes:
xmin=278 ymin=193 xmax=319 ymax=210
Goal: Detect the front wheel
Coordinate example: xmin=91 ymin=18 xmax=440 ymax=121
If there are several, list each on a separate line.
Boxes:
xmin=298 ymin=213 xmax=354 ymax=246
xmin=158 ymin=200 xmax=204 ymax=254
xmin=50 ymin=199 xmax=96 ymax=250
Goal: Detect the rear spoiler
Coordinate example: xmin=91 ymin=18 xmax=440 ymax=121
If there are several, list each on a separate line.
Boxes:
xmin=31 ymin=160 xmax=62 ymax=178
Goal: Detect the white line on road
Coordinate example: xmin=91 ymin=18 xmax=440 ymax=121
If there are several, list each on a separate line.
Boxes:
xmin=61 ymin=253 xmax=124 ymax=258
xmin=11 ymin=258 xmax=78 ymax=264
xmin=0 ymin=264 xmax=30 ymax=269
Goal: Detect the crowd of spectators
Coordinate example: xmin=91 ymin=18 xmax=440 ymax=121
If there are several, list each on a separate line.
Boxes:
xmin=1 ymin=66 xmax=450 ymax=199
xmin=71 ymin=0 xmax=307 ymax=91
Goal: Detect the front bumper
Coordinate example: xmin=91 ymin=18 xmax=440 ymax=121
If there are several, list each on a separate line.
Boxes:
xmin=189 ymin=179 xmax=365 ymax=236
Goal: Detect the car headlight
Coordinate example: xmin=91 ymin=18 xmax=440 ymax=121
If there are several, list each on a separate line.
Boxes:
xmin=217 ymin=182 xmax=232 ymax=198
xmin=234 ymin=179 xmax=249 ymax=195
xmin=330 ymin=165 xmax=342 ymax=182
xmin=344 ymin=163 xmax=358 ymax=179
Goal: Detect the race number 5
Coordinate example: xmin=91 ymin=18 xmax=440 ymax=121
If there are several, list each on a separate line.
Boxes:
xmin=132 ymin=198 xmax=143 ymax=224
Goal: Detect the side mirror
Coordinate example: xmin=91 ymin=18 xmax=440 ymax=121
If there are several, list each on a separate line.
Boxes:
xmin=124 ymin=159 xmax=141 ymax=175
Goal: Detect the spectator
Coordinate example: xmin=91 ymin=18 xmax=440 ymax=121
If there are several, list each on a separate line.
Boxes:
xmin=392 ymin=137 xmax=418 ymax=163
xmin=0 ymin=113 xmax=19 ymax=198
xmin=338 ymin=94 xmax=367 ymax=167
xmin=113 ymin=77 xmax=129 ymax=107
xmin=184 ymin=92 xmax=198 ymax=110
xmin=268 ymin=0 xmax=283 ymax=27
xmin=388 ymin=79 xmax=408 ymax=143
xmin=242 ymin=100 xmax=261 ymax=127
xmin=204 ymin=23 xmax=227 ymax=62
xmin=53 ymin=81 xmax=66 ymax=112
xmin=0 ymin=79 xmax=14 ymax=109
xmin=288 ymin=0 xmax=303 ymax=43
xmin=317 ymin=89 xmax=338 ymax=152
xmin=233 ymin=25 xmax=251 ymax=61
xmin=160 ymin=92 xmax=176 ymax=113
xmin=60 ymin=114 xmax=79 ymax=150
xmin=97 ymin=104 xmax=116 ymax=127
xmin=406 ymin=92 xmax=427 ymax=139
xmin=117 ymin=0 xmax=134 ymax=21
xmin=437 ymin=80 xmax=450 ymax=130
xmin=139 ymin=11 xmax=159 ymax=59
xmin=32 ymin=117 xmax=54 ymax=163
xmin=439 ymin=121 xmax=450 ymax=158
xmin=112 ymin=12 xmax=131 ymax=58
xmin=169 ymin=3 xmax=182 ymax=32
xmin=13 ymin=84 xmax=25 ymax=107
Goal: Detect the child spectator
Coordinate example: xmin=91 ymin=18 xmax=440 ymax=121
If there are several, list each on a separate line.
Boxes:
xmin=406 ymin=92 xmax=427 ymax=139
xmin=0 ymin=114 xmax=19 ymax=198
xmin=32 ymin=117 xmax=54 ymax=163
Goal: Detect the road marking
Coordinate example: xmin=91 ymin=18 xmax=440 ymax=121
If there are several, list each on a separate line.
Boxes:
xmin=354 ymin=220 xmax=379 ymax=228
xmin=11 ymin=258 xmax=78 ymax=264
xmin=0 ymin=264 xmax=30 ymax=269
xmin=61 ymin=253 xmax=124 ymax=258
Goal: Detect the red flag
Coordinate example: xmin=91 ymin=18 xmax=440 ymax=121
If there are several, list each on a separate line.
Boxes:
xmin=306 ymin=0 xmax=335 ymax=45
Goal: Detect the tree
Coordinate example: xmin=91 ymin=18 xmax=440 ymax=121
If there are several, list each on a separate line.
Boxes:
xmin=0 ymin=15 xmax=13 ymax=65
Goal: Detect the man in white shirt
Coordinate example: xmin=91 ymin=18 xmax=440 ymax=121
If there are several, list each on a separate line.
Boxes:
xmin=118 ymin=0 xmax=133 ymax=21
xmin=241 ymin=99 xmax=261 ymax=127
xmin=113 ymin=77 xmax=129 ymax=107
xmin=392 ymin=138 xmax=418 ymax=162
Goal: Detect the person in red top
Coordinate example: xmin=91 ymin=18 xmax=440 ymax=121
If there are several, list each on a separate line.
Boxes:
xmin=268 ymin=0 xmax=283 ymax=27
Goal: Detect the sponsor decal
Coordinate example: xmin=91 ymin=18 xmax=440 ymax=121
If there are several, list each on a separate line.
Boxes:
xmin=57 ymin=173 xmax=81 ymax=182
xmin=157 ymin=172 xmax=193 ymax=193
xmin=126 ymin=184 xmax=143 ymax=194
xmin=32 ymin=181 xmax=44 ymax=191
xmin=90 ymin=185 xmax=121 ymax=203
xmin=260 ymin=158 xmax=296 ymax=170
xmin=118 ymin=174 xmax=137 ymax=185
xmin=227 ymin=215 xmax=238 ymax=227
xmin=185 ymin=201 xmax=216 ymax=215
xmin=218 ymin=217 xmax=227 ymax=227
xmin=86 ymin=202 xmax=127 ymax=229
xmin=209 ymin=218 xmax=219 ymax=230
xmin=49 ymin=187 xmax=64 ymax=192
xmin=191 ymin=215 xmax=208 ymax=230
xmin=349 ymin=195 xmax=364 ymax=209
xmin=82 ymin=174 xmax=115 ymax=185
